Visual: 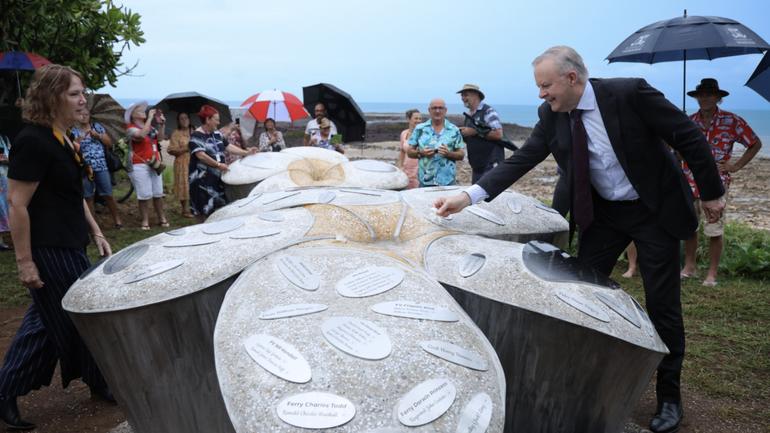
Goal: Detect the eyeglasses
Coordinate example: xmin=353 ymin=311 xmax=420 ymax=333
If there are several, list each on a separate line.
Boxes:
xmin=429 ymin=106 xmax=446 ymax=111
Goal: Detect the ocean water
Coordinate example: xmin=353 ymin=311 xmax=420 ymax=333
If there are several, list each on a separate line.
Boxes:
xmin=117 ymin=98 xmax=770 ymax=157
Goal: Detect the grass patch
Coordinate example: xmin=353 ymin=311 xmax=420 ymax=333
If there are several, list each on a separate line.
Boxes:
xmin=616 ymin=242 xmax=769 ymax=406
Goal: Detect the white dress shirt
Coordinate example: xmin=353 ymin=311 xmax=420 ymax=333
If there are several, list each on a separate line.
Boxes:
xmin=465 ymin=81 xmax=639 ymax=205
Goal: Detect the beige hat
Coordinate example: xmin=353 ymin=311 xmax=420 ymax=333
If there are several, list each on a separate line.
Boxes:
xmin=124 ymin=100 xmax=148 ymax=124
xmin=456 ymin=84 xmax=485 ymax=100
xmin=318 ymin=118 xmax=331 ymax=129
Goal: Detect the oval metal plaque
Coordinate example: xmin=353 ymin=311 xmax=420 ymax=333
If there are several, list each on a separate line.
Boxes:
xmin=594 ymin=291 xmax=641 ymax=328
xmin=459 ymin=253 xmax=486 ymax=278
xmin=424 ymin=185 xmax=461 ymax=192
xmin=123 ymin=259 xmax=185 ymax=284
xmin=237 ymin=194 xmax=262 ymax=208
xmin=339 ymin=188 xmax=382 ymax=196
xmin=276 ymin=392 xmax=356 ymax=429
xmin=555 ymin=288 xmax=611 ymax=322
xmin=201 ymin=218 xmax=245 ymax=234
xmin=229 ymin=228 xmax=281 ymax=239
xmin=371 ymin=301 xmax=459 ymax=322
xmin=631 ymin=298 xmax=657 ymax=337
xmin=244 ymin=334 xmax=311 ymax=383
xmin=466 ymin=206 xmax=506 ymax=226
xmin=261 ymin=190 xmax=301 ymax=205
xmin=420 ymin=340 xmax=488 ymax=371
xmin=507 ymin=198 xmax=523 ymax=214
xmin=336 ymin=266 xmax=404 ymax=298
xmin=259 ymin=211 xmax=285 ymax=222
xmin=397 ymin=378 xmax=456 ymax=427
xmin=455 ymin=393 xmax=493 ymax=433
xmin=352 ymin=159 xmax=397 ymax=173
xmin=103 ymin=244 xmax=150 ymax=275
xmin=534 ymin=200 xmax=560 ymax=214
xmin=259 ymin=303 xmax=328 ymax=320
xmin=317 ymin=190 xmax=336 ymax=204
xmin=164 ymin=228 xmax=187 ymax=236
xmin=163 ymin=237 xmax=220 ymax=248
xmin=322 ymin=316 xmax=392 ymax=360
xmin=277 ymin=256 xmax=320 ymax=291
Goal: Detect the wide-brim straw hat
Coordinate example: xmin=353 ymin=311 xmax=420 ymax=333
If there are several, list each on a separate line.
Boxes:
xmin=124 ymin=100 xmax=148 ymax=124
xmin=456 ymin=84 xmax=485 ymax=100
xmin=687 ymin=78 xmax=729 ymax=98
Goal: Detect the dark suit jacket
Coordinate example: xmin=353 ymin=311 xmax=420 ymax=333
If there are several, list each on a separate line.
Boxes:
xmin=477 ymin=78 xmax=724 ymax=240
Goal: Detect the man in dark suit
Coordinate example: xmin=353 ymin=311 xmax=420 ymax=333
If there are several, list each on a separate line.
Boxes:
xmin=435 ymin=46 xmax=724 ymax=433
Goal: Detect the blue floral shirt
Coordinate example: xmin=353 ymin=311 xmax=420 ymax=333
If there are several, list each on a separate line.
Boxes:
xmin=71 ymin=123 xmax=108 ymax=172
xmin=408 ymin=119 xmax=465 ymax=186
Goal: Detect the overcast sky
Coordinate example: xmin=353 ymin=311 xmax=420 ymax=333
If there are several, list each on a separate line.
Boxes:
xmin=108 ymin=0 xmax=770 ymax=109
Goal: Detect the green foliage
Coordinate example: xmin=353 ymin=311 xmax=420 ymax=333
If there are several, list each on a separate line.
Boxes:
xmin=694 ymin=223 xmax=770 ymax=279
xmin=0 ymin=0 xmax=145 ymax=101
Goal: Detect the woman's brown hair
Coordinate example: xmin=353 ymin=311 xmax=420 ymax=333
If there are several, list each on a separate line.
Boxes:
xmin=22 ymin=64 xmax=84 ymax=127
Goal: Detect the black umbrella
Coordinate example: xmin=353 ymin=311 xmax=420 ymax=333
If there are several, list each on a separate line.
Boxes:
xmin=87 ymin=93 xmax=125 ymax=143
xmin=302 ymin=83 xmax=366 ymax=142
xmin=154 ymin=91 xmax=232 ymax=132
xmin=746 ymin=51 xmax=770 ymax=103
xmin=607 ymin=10 xmax=770 ymax=111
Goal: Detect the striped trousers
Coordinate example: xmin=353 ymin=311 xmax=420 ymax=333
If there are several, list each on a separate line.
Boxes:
xmin=0 ymin=247 xmax=107 ymax=398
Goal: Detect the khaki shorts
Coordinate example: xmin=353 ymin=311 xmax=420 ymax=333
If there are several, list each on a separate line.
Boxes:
xmin=693 ymin=192 xmax=728 ymax=237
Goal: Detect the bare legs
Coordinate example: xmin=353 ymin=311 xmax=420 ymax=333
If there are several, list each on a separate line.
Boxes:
xmin=621 ymin=242 xmax=638 ymax=278
xmin=137 ymin=198 xmax=168 ymax=229
xmin=86 ymin=196 xmax=122 ymax=228
xmin=180 ymin=200 xmax=193 ymax=218
xmin=681 ymin=233 xmax=722 ymax=286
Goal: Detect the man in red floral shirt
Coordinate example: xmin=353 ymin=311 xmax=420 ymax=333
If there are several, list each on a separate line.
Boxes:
xmin=681 ymin=78 xmax=763 ymax=286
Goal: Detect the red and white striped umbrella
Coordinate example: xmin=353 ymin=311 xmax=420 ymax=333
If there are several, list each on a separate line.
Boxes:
xmin=241 ymin=89 xmax=309 ymax=122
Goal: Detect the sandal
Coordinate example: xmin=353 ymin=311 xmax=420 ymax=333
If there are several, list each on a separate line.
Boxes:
xmin=114 ymin=223 xmax=123 ymax=230
xmin=702 ymin=279 xmax=718 ymax=287
xmin=160 ymin=221 xmax=171 ymax=228
xmin=140 ymin=225 xmax=151 ymax=231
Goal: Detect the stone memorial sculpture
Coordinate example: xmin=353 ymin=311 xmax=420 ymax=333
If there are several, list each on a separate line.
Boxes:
xmin=64 ymin=182 xmax=664 ymax=433
xmin=221 ymin=147 xmax=409 ymax=201
xmin=215 ymin=246 xmax=505 ymax=432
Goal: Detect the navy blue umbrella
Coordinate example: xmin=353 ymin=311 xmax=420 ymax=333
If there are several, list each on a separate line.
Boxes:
xmin=607 ymin=10 xmax=770 ymax=111
xmin=746 ymin=51 xmax=770 ymax=103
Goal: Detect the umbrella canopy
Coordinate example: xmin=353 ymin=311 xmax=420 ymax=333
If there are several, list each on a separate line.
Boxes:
xmin=303 ymin=83 xmax=366 ymax=142
xmin=0 ymin=51 xmax=52 ymax=98
xmin=746 ymin=51 xmax=770 ymax=103
xmin=241 ymin=89 xmax=309 ymax=122
xmin=154 ymin=91 xmax=232 ymax=131
xmin=607 ymin=11 xmax=770 ymax=110
xmin=0 ymin=51 xmax=51 ymax=70
xmin=87 ymin=94 xmax=125 ymax=142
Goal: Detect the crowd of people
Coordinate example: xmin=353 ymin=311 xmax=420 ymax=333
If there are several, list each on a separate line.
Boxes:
xmin=0 ymin=46 xmax=763 ymax=431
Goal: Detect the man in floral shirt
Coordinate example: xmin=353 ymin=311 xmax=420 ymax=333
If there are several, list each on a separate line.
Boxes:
xmin=407 ymin=98 xmax=465 ymax=187
xmin=681 ymin=78 xmax=763 ymax=286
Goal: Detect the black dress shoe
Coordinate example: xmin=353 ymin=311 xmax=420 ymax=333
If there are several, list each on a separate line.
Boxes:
xmin=0 ymin=396 xmax=35 ymax=431
xmin=649 ymin=401 xmax=683 ymax=433
xmin=90 ymin=386 xmax=117 ymax=404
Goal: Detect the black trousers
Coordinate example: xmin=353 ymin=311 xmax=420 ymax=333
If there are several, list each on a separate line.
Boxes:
xmin=471 ymin=160 xmax=501 ymax=184
xmin=577 ymin=196 xmax=684 ymax=405
xmin=0 ymin=247 xmax=107 ymax=398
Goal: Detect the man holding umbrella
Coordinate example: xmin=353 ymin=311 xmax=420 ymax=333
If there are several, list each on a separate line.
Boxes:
xmin=303 ymin=103 xmax=337 ymax=146
xmin=434 ymin=46 xmax=725 ymax=433
xmin=680 ymin=78 xmax=762 ymax=287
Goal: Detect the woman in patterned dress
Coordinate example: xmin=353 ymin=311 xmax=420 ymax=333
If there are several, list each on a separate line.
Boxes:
xmin=188 ymin=105 xmax=255 ymax=222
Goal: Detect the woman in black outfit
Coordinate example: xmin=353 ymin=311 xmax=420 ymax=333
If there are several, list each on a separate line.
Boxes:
xmin=0 ymin=64 xmax=114 ymax=430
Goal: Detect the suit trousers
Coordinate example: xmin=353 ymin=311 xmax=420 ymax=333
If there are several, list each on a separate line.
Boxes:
xmin=577 ymin=196 xmax=684 ymax=405
xmin=0 ymin=247 xmax=107 ymax=398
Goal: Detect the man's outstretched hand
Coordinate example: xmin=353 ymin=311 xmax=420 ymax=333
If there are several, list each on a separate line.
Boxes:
xmin=433 ymin=192 xmax=472 ymax=217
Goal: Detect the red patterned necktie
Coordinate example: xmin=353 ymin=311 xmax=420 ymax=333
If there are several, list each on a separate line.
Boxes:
xmin=570 ymin=109 xmax=593 ymax=232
